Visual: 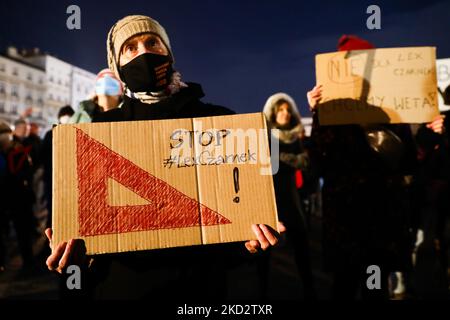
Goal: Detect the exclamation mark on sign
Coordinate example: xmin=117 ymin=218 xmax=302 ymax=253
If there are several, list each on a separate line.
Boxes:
xmin=233 ymin=167 xmax=240 ymax=203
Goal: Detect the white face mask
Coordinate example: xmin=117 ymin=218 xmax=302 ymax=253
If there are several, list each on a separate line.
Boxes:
xmin=59 ymin=115 xmax=71 ymax=124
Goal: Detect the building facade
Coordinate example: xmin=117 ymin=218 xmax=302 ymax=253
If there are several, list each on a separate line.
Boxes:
xmin=72 ymin=66 xmax=96 ymax=112
xmin=0 ymin=52 xmax=47 ymax=127
xmin=0 ymin=46 xmax=96 ymax=131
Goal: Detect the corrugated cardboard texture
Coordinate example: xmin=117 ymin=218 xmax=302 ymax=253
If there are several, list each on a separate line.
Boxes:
xmin=315 ymin=46 xmax=440 ymax=125
xmin=52 ymin=113 xmax=278 ymax=255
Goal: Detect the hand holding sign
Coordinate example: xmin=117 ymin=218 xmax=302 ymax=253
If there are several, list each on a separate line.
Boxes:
xmin=46 ymin=222 xmax=283 ymax=273
xmin=52 ymin=113 xmax=279 ymax=255
xmin=426 ymin=114 xmax=446 ymax=134
xmin=45 ymin=228 xmax=88 ymax=274
xmin=307 ymin=85 xmax=323 ymax=111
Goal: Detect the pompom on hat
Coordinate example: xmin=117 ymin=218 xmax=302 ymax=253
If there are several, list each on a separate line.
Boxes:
xmin=337 ymin=34 xmax=375 ymax=51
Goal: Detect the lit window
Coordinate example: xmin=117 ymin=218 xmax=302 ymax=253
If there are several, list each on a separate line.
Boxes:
xmin=11 ymin=85 xmax=19 ymax=98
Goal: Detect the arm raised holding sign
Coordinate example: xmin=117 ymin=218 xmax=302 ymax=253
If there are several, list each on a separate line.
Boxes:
xmin=307 ymin=84 xmax=323 ymax=111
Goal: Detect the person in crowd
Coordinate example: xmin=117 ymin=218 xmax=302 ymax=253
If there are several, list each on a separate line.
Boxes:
xmin=44 ymin=15 xmax=284 ymax=300
xmin=2 ymin=118 xmax=35 ymax=271
xmin=42 ymin=106 xmax=75 ymax=229
xmin=12 ymin=118 xmax=29 ymax=143
xmin=307 ymin=35 xmax=418 ymax=299
xmin=71 ymin=69 xmax=123 ymax=123
xmin=297 ymin=127 xmax=321 ymax=229
xmin=24 ymin=123 xmax=42 ymax=171
xmin=262 ymin=93 xmax=316 ymax=299
xmin=22 ymin=122 xmax=44 ymax=239
xmin=35 ymin=106 xmax=76 ymax=269
xmin=411 ymin=111 xmax=449 ymax=297
xmin=0 ymin=121 xmax=12 ymax=272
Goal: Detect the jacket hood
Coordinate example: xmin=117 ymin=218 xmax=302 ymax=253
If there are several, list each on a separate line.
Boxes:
xmin=263 ymin=92 xmax=302 ymax=128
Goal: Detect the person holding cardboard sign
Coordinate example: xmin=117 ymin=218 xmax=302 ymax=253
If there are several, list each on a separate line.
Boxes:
xmin=307 ymin=35 xmax=420 ymax=300
xmin=45 ymin=15 xmax=284 ymax=299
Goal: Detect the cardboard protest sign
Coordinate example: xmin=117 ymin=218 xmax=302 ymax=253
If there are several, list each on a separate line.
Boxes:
xmin=437 ymin=58 xmax=450 ymax=112
xmin=52 ymin=113 xmax=278 ymax=255
xmin=315 ymin=47 xmax=440 ymax=125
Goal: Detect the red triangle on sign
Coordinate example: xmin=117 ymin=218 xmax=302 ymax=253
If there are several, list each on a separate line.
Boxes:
xmin=76 ymin=128 xmax=231 ymax=237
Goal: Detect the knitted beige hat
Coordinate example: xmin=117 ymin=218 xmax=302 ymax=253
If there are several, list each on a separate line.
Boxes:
xmin=106 ymin=15 xmax=173 ymax=81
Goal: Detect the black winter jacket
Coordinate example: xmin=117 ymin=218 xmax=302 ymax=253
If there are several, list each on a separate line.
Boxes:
xmin=75 ymin=83 xmax=250 ymax=300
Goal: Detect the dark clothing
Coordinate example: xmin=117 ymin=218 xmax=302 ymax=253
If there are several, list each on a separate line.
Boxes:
xmin=413 ymin=110 xmax=450 ymax=276
xmin=273 ymin=139 xmax=316 ymax=298
xmin=42 ymin=129 xmax=53 ymax=228
xmin=274 ymin=139 xmax=307 ymax=226
xmin=262 ymin=95 xmax=315 ymax=298
xmin=3 ymin=140 xmax=35 ymax=267
xmin=94 ymin=83 xmax=233 ymax=123
xmin=310 ymin=112 xmax=417 ymax=299
xmin=0 ymin=151 xmax=8 ymax=267
xmin=23 ymin=133 xmax=42 ymax=172
xmin=78 ymin=83 xmax=249 ymax=299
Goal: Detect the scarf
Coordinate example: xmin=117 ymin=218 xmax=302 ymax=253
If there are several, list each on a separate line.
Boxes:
xmin=125 ymin=71 xmax=188 ymax=105
xmin=272 ymin=123 xmax=304 ymax=144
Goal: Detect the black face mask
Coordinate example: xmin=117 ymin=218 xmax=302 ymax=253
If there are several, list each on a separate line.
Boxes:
xmin=119 ymin=53 xmax=173 ymax=92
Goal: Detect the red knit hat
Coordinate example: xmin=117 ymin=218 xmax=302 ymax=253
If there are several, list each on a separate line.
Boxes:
xmin=337 ymin=35 xmax=375 ymax=51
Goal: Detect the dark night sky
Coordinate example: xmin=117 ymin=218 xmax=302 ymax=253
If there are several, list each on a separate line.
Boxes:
xmin=1 ymin=0 xmax=449 ymax=116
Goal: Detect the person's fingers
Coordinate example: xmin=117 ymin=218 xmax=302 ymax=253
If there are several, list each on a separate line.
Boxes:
xmin=259 ymin=224 xmax=278 ymax=246
xmin=251 ymin=224 xmax=270 ymax=251
xmin=46 ymin=242 xmax=67 ymax=272
xmin=277 ymin=221 xmax=287 ymax=234
xmin=245 ymin=240 xmax=259 ymax=254
xmin=57 ymin=239 xmax=75 ymax=273
xmin=427 ymin=120 xmax=444 ymax=133
xmin=44 ymin=228 xmax=52 ymax=242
